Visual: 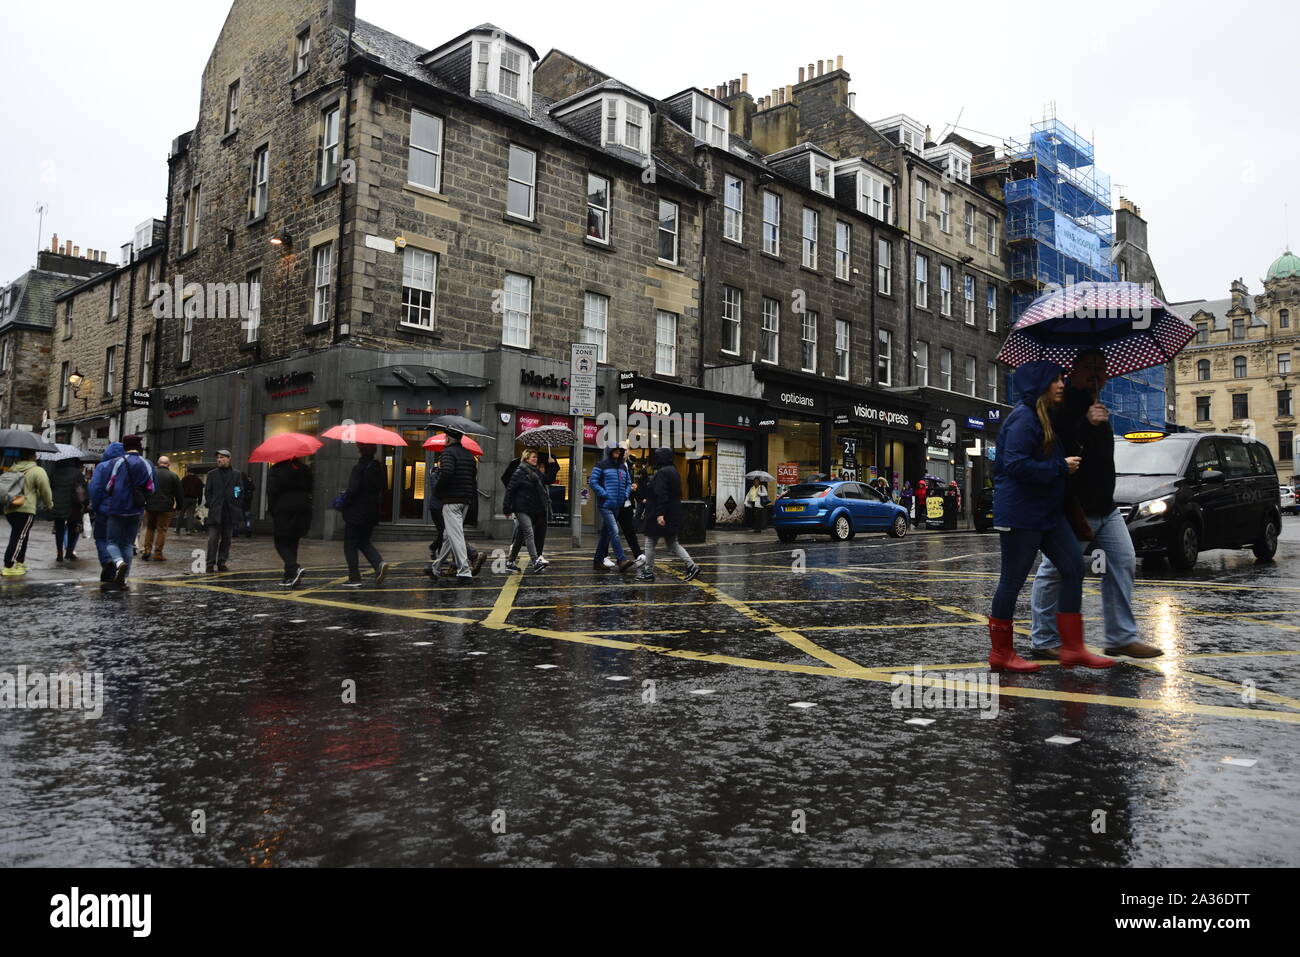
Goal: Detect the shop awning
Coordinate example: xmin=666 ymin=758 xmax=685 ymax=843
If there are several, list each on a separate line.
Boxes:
xmin=349 ymin=364 xmax=494 ymax=391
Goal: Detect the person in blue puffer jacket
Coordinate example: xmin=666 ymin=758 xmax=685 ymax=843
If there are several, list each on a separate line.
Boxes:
xmin=588 ymin=446 xmax=634 ymax=572
xmin=987 ymin=361 xmax=1114 ymax=673
xmin=99 ymin=434 xmax=155 ymax=589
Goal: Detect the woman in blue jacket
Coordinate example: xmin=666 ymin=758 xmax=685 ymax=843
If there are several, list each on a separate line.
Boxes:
xmin=989 ymin=361 xmax=1114 ymax=672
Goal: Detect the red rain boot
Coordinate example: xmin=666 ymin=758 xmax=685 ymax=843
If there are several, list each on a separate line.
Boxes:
xmin=1057 ymin=612 xmax=1116 ymax=669
xmin=988 ymin=617 xmax=1040 ymax=673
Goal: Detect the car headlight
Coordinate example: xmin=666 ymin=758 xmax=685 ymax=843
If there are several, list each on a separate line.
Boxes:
xmin=1135 ymin=495 xmax=1173 ymax=518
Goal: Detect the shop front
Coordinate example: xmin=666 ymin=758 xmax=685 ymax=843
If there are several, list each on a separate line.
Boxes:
xmin=617 ymin=375 xmax=766 ymax=526
xmin=831 ymin=399 xmax=926 ymax=492
xmin=902 ymin=387 xmax=1010 ymax=522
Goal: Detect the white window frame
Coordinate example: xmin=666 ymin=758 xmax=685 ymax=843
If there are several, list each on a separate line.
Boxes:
xmin=583 ymin=292 xmax=609 ymax=362
xmin=104 ymin=345 xmax=116 ymax=398
xmin=965 ymin=203 xmax=976 ymax=245
xmin=1279 ymin=352 xmax=1292 ymax=375
xmin=802 ymin=207 xmax=819 ymax=269
xmin=724 ymin=175 xmax=743 ymax=242
xmin=915 ymin=178 xmax=928 ymax=224
xmin=939 ymin=348 xmax=953 ymax=391
xmin=801 ymin=311 xmax=818 ymax=373
xmin=658 ymin=199 xmax=679 ymax=264
xmin=655 ymin=310 xmax=678 ymax=376
xmin=915 ymin=341 xmax=929 ymax=387
xmin=835 ymin=319 xmax=850 ymax=380
xmin=915 ymin=254 xmax=928 ymax=308
xmin=939 ymin=190 xmax=951 ymax=233
xmin=876 ymin=328 xmax=893 ymax=386
xmin=181 ymin=314 xmax=193 ymax=363
xmin=986 ymin=215 xmax=997 ymax=254
xmin=319 ymin=105 xmax=340 ymax=186
xmin=181 ymin=186 xmax=200 ymax=253
xmin=408 ymin=108 xmax=443 ymax=191
xmin=835 ymin=221 xmax=851 ymax=281
xmin=692 ymin=92 xmax=728 ymax=148
xmin=251 ymin=145 xmax=269 ymax=220
xmin=761 ymin=297 xmax=780 ymax=364
xmin=473 ymin=38 xmax=533 ymax=110
xmin=986 ymin=364 xmax=998 ymax=402
xmin=811 ymin=154 xmax=833 ymax=196
xmin=295 ymin=30 xmax=310 ymax=74
xmin=507 ymin=145 xmax=536 ymax=220
xmin=877 ymin=239 xmax=892 ymax=295
xmin=721 ymin=285 xmax=741 ymax=356
xmin=600 ymin=97 xmax=648 ymax=155
xmin=502 ymin=272 xmax=532 ymax=348
xmin=858 ymin=170 xmax=892 ymax=223
xmin=110 ymin=278 xmax=120 ymax=320
xmin=59 ymin=361 xmax=70 ymax=408
xmin=245 ymin=268 xmax=261 ymax=343
xmin=986 ymin=285 xmax=997 ymax=332
xmin=762 ymin=190 xmax=780 ymax=255
xmin=963 ymin=274 xmax=976 ymax=325
xmin=139 ymin=332 xmax=151 ymax=388
xmin=586 ymin=173 xmax=611 ymax=244
xmin=226 ymin=80 xmax=240 ymax=134
xmin=312 ymin=243 xmax=333 ymax=327
xmin=965 ymin=355 xmax=976 ymax=396
xmin=401 ymin=247 xmax=436 ymax=329
xmin=940 ymin=264 xmax=953 ymax=316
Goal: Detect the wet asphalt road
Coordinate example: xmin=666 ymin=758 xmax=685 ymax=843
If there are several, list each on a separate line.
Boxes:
xmin=2 ymin=519 xmax=1299 ymax=867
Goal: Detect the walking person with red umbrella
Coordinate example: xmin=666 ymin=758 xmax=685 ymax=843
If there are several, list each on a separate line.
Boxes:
xmin=339 ymin=443 xmax=391 ymax=587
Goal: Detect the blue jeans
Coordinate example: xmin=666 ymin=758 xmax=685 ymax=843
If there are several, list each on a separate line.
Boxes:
xmin=991 ymin=515 xmax=1084 ymax=621
xmin=104 ymin=514 xmax=143 ymax=571
xmin=1031 ymin=508 xmax=1137 ymax=651
xmin=93 ymin=512 xmax=111 ymax=565
xmin=594 ymin=505 xmax=626 ymax=563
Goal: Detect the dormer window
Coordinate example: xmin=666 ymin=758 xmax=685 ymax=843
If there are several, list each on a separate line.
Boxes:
xmin=811 ymin=154 xmax=833 ymax=196
xmin=835 ymin=159 xmax=894 ymax=225
xmin=692 ymin=92 xmax=728 ymax=148
xmin=602 ymin=97 xmax=649 ymax=154
xmin=473 ymin=36 xmax=533 ymax=110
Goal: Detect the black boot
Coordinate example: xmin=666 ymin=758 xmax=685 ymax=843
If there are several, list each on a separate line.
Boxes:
xmin=99 ymin=562 xmax=114 ymax=583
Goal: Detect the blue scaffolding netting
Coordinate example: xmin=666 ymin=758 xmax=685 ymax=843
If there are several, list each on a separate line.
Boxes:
xmin=1005 ymin=117 xmax=1166 ymax=430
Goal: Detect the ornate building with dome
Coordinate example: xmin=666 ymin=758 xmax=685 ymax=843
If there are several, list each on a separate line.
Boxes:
xmin=1171 ymin=251 xmax=1300 ymax=484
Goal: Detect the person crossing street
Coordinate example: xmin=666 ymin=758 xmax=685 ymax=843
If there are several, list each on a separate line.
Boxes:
xmin=636 ymin=447 xmax=700 ymax=583
xmin=139 ymin=455 xmax=183 ymax=562
xmin=2 ymin=450 xmax=53 ymax=577
xmin=428 ymin=430 xmax=483 ymax=584
xmin=588 ymin=446 xmax=635 ymax=572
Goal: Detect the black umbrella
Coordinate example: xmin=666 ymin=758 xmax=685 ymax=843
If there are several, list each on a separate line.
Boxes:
xmin=425 ymin=414 xmax=493 ymax=438
xmin=0 ymin=429 xmax=58 ymax=453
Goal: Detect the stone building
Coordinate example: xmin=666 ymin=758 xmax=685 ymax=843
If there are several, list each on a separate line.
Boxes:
xmin=47 ymin=223 xmax=165 ymax=455
xmin=1171 ymin=251 xmax=1300 ymax=484
xmin=0 ymin=240 xmax=115 ymax=433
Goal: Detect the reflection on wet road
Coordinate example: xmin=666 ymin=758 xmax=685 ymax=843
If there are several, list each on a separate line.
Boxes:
xmin=2 ymin=531 xmax=1298 ymax=866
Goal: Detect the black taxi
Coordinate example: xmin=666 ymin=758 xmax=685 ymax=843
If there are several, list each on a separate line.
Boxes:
xmin=1114 ymin=431 xmax=1282 ymax=569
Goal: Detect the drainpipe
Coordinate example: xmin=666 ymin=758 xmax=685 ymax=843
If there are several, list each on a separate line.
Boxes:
xmin=119 ymin=263 xmax=137 ymax=438
xmin=332 ymin=26 xmax=355 ymax=346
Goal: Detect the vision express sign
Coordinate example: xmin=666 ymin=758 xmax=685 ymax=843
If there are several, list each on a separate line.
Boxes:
xmin=834 ymin=402 xmax=917 ymax=431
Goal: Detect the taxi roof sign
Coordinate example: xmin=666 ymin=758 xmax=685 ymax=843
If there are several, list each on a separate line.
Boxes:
xmin=1123 ymin=430 xmax=1166 ymax=444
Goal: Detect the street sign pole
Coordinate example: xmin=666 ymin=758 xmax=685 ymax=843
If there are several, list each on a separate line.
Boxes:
xmin=569 ymin=343 xmax=599 ymax=549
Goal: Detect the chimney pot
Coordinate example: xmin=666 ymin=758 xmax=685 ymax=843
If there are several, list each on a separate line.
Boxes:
xmin=73 ymin=245 xmax=79 ymax=257
xmin=808 ymin=62 xmax=814 ymax=79
xmin=798 ymin=66 xmax=805 ymax=83
xmin=741 ymin=73 xmax=748 ymax=92
xmin=50 ymin=233 xmax=59 ymax=253
xmin=817 ymin=60 xmax=824 ymax=76
xmin=837 ymin=54 xmax=843 ymax=70
xmin=786 ymin=84 xmax=793 ymax=102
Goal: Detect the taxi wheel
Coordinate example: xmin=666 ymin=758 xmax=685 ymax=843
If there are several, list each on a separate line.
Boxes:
xmin=888 ymin=515 xmax=908 ymax=538
xmin=830 ymin=514 xmax=855 ymax=541
xmin=1167 ymin=520 xmax=1199 ymax=570
xmin=1253 ymin=517 xmax=1279 ymax=561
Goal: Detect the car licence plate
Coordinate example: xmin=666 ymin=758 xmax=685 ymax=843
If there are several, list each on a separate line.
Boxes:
xmin=784 ymin=505 xmax=805 ymax=512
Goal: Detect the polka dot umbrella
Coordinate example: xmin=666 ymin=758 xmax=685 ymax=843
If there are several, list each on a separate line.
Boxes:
xmin=996 ymin=281 xmax=1196 ymax=375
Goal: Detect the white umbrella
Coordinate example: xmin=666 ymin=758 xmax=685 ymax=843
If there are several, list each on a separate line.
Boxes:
xmin=37 ymin=442 xmax=94 ymax=463
xmin=745 ymin=470 xmax=775 ymax=482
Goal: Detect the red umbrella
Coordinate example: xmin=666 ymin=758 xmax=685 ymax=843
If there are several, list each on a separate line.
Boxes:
xmin=249 ymin=432 xmax=323 ymax=463
xmin=423 ymin=433 xmax=483 ymax=456
xmin=320 ymin=423 xmax=408 ymax=446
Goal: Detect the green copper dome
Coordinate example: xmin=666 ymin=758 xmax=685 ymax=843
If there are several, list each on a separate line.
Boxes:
xmin=1266 ymin=250 xmax=1300 ymax=280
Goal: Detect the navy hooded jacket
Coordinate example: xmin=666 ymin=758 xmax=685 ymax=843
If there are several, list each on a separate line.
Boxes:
xmin=992 ymin=361 xmax=1069 ymax=531
xmin=88 ymin=442 xmax=125 ymax=515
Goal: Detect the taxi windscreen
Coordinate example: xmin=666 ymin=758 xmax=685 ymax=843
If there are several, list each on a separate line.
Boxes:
xmin=1113 ymin=436 xmax=1189 ymax=476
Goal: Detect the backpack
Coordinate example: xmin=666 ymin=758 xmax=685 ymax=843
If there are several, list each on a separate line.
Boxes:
xmin=107 ymin=455 xmax=155 ymax=509
xmin=0 ymin=469 xmax=26 ymax=508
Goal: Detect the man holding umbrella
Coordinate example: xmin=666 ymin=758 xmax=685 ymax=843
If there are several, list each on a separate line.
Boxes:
xmin=1028 ymin=349 xmax=1161 ymax=659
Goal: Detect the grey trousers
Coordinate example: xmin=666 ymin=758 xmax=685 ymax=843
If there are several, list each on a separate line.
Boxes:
xmin=643 ymin=534 xmax=694 ymax=577
xmin=431 ymin=502 xmax=471 ymax=576
xmin=512 ymin=511 xmax=542 ymax=562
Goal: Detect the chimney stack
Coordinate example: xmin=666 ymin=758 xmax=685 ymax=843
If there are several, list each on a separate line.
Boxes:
xmin=798 ymin=66 xmax=805 ymax=83
xmin=741 ymin=73 xmax=748 ymax=92
xmin=50 ymin=233 xmax=59 ymax=253
xmin=836 ymin=54 xmax=843 ymax=70
xmin=786 ymin=84 xmax=793 ymax=102
xmin=72 ymin=245 xmax=80 ymax=258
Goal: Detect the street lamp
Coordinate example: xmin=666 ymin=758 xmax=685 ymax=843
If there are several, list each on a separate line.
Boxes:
xmin=67 ymin=369 xmax=83 ymax=390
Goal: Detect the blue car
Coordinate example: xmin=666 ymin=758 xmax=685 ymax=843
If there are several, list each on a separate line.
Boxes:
xmin=772 ymin=480 xmax=910 ymax=542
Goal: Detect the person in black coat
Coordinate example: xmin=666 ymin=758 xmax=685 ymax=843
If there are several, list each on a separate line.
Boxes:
xmin=428 ymin=431 xmax=481 ymax=582
xmin=503 ymin=448 xmax=551 ymax=573
xmin=49 ymin=458 xmax=87 ymax=562
xmin=340 ymin=443 xmax=391 ymax=587
xmin=267 ymin=457 xmax=313 ymax=586
xmin=637 ymin=447 xmax=700 ymax=583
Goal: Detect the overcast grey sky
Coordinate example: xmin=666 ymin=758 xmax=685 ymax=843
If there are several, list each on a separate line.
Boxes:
xmin=2 ymin=0 xmax=1296 ymax=304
